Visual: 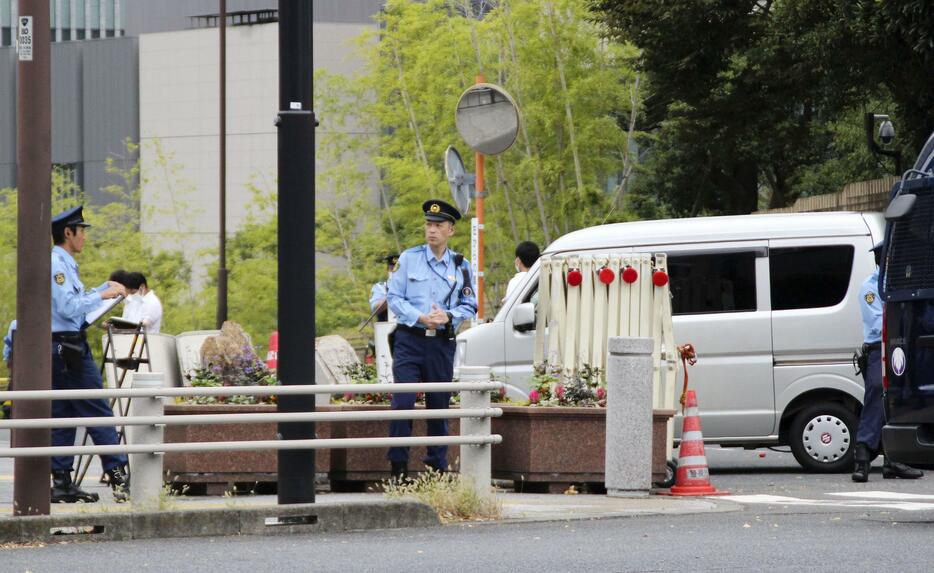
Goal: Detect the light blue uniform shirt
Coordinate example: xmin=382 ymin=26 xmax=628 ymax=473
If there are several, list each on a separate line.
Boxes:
xmin=369 ymin=281 xmax=388 ymax=312
xmin=388 ymin=245 xmax=478 ymax=330
xmin=2 ymin=319 xmax=16 ymax=362
xmin=51 ymin=246 xmax=107 ymax=332
xmin=859 ymin=267 xmax=882 ymax=344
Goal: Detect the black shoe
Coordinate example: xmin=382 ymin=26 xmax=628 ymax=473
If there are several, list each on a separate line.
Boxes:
xmin=852 ymin=462 xmax=870 ymax=483
xmin=882 ymin=460 xmax=924 ymax=480
xmin=51 ymin=471 xmax=100 ymax=503
xmin=106 ymin=465 xmax=130 ymax=502
xmin=852 ymin=443 xmax=871 ymax=483
xmin=390 ymin=461 xmax=408 ymax=483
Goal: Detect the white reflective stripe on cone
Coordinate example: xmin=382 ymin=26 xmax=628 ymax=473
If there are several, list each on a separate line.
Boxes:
xmin=677 ymin=456 xmax=709 ymax=467
xmin=681 ymin=431 xmax=703 ymax=442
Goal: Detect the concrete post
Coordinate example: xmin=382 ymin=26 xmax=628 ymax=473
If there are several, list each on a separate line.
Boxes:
xmin=605 ymin=337 xmax=653 ymax=497
xmin=457 ymin=366 xmax=491 ymax=498
xmin=127 ymin=372 xmax=165 ymax=508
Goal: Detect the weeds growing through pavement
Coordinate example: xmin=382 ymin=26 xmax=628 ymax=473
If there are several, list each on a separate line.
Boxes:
xmin=382 ymin=469 xmax=501 ymax=523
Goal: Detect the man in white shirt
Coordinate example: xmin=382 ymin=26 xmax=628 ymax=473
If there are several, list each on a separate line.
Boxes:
xmin=504 ymin=241 xmax=540 ymax=302
xmin=129 ymin=272 xmax=163 ymax=334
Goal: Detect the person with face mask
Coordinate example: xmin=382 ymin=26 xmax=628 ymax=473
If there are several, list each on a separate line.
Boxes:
xmin=504 ymin=241 xmax=540 ymax=303
xmin=128 ymin=272 xmax=162 ymax=334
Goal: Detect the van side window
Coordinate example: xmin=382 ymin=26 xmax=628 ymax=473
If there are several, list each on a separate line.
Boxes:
xmin=668 ymin=252 xmax=757 ymax=315
xmin=769 ymin=246 xmax=854 ymax=310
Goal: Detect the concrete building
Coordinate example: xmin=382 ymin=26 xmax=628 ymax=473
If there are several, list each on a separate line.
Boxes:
xmin=140 ymin=0 xmax=384 ymax=271
xmin=0 ymin=0 xmax=134 ymax=199
xmin=0 ymin=0 xmax=385 ymax=278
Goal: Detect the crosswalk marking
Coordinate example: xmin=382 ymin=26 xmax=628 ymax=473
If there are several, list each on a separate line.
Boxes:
xmin=828 ymin=490 xmax=934 ymax=501
xmin=721 ymin=492 xmax=934 ymax=511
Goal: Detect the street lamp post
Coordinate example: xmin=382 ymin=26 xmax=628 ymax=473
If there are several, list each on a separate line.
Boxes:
xmin=275 ymin=0 xmax=315 ymax=505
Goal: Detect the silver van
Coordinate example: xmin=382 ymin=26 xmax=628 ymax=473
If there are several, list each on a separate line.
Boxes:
xmin=456 ymin=212 xmax=884 ymax=472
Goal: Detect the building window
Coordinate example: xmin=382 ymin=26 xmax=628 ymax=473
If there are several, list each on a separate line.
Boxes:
xmin=53 ymin=163 xmax=83 ymax=195
xmin=769 ymin=245 xmax=854 ymax=311
xmin=668 ymin=252 xmax=758 ymax=315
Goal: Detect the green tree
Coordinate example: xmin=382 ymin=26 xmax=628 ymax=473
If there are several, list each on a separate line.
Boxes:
xmin=594 ymin=0 xmax=934 ymax=215
xmin=314 ymin=0 xmax=643 ymax=329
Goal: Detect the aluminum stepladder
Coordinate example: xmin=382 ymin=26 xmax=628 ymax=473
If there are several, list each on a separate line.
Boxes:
xmin=73 ymin=318 xmax=151 ymax=487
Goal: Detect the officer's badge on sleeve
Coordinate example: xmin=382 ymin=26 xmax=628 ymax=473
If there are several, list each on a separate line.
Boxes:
xmin=54 ymin=273 xmax=65 ymax=285
xmin=865 ymin=292 xmax=875 ymax=304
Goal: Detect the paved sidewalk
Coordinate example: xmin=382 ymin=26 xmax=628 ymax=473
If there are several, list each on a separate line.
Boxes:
xmin=0 ymin=429 xmax=735 ymax=543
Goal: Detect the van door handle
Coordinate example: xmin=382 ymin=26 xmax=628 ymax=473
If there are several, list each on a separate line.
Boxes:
xmin=917 ymin=335 xmax=934 ymax=349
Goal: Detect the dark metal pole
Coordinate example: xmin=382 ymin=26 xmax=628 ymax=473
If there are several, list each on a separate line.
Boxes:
xmin=216 ymin=0 xmax=228 ymax=328
xmin=276 ymin=0 xmax=315 ymax=504
xmin=14 ymin=0 xmax=52 ymax=516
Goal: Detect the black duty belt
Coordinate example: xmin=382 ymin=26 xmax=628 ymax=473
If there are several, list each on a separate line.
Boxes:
xmin=52 ymin=331 xmax=86 ymax=343
xmin=395 ymin=324 xmax=441 ymax=338
xmin=863 ymin=341 xmax=881 ymax=351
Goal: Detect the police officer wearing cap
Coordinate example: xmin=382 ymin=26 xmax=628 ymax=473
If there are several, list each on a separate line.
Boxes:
xmin=386 ymin=200 xmax=477 ymax=479
xmin=50 ymin=206 xmax=131 ymax=502
xmin=853 ymin=240 xmax=923 ymax=482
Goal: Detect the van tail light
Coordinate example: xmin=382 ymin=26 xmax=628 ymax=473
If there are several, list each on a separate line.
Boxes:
xmin=882 ymin=305 xmax=889 ymax=390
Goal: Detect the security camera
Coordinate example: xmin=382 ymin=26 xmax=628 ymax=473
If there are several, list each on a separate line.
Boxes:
xmin=879 ymin=120 xmax=895 ymax=145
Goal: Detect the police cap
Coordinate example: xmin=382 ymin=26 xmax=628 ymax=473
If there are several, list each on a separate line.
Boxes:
xmin=51 ymin=206 xmax=91 ymax=232
xmin=422 ymin=199 xmax=461 ymax=223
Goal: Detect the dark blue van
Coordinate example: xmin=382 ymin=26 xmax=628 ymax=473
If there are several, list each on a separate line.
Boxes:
xmin=881 ymin=131 xmax=934 ymax=464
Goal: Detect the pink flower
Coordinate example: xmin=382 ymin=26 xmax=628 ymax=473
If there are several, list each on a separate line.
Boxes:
xmin=555 ymin=384 xmax=565 ymax=400
xmin=529 ymin=389 xmax=540 ymax=404
xmin=596 ymin=387 xmax=606 ymax=400
xmin=343 ymin=392 xmax=355 ymax=402
xmin=498 ymin=386 xmax=507 ymax=398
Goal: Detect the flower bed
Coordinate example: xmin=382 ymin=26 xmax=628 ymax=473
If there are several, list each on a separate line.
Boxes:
xmin=328 ymin=404 xmax=461 ymax=492
xmin=163 ymin=403 xmax=333 ymax=495
xmin=491 ymin=405 xmax=675 ymax=493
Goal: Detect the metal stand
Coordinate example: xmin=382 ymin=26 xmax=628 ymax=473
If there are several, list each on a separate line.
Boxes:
xmin=73 ymin=320 xmax=151 ymax=486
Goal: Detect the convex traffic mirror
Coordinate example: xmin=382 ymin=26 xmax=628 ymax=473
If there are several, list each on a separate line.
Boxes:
xmin=455 ymin=83 xmax=519 ymax=156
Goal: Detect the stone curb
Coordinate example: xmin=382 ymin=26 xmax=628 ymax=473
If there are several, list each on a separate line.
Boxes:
xmin=0 ymin=500 xmax=440 ymax=544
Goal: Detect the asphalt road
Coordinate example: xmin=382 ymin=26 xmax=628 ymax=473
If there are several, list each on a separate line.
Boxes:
xmin=6 ymin=446 xmax=934 ymax=572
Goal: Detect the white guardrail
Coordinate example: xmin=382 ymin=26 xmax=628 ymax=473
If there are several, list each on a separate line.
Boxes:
xmin=0 ymin=366 xmax=503 ymax=505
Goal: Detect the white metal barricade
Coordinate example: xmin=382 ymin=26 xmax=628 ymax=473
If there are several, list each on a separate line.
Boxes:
xmin=534 ymin=253 xmax=678 ymax=458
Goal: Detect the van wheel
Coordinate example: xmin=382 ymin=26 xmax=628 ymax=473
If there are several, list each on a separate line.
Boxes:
xmin=653 ymin=460 xmax=677 ymax=489
xmin=789 ymin=402 xmax=857 ymax=473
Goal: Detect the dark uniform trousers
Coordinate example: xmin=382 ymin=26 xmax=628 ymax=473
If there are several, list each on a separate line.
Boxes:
xmin=387 ymin=328 xmax=456 ymax=469
xmin=856 ymin=347 xmax=883 ymax=451
xmin=51 ymin=338 xmax=127 ymax=473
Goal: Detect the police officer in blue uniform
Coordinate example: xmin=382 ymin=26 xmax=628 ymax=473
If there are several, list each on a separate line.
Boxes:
xmin=50 ymin=206 xmax=131 ymax=502
xmin=853 ymin=240 xmax=923 ymax=482
xmin=386 ymin=200 xmax=477 ymax=479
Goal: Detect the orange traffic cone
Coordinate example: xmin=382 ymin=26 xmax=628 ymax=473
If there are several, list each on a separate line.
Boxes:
xmin=667 ymin=390 xmax=727 ymax=496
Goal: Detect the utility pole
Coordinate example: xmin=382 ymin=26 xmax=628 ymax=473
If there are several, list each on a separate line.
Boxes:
xmin=216 ymin=0 xmax=228 ymax=328
xmin=474 ymin=78 xmax=486 ymax=320
xmin=276 ymin=0 xmax=315 ymax=504
xmin=13 ymin=0 xmax=52 ymax=516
